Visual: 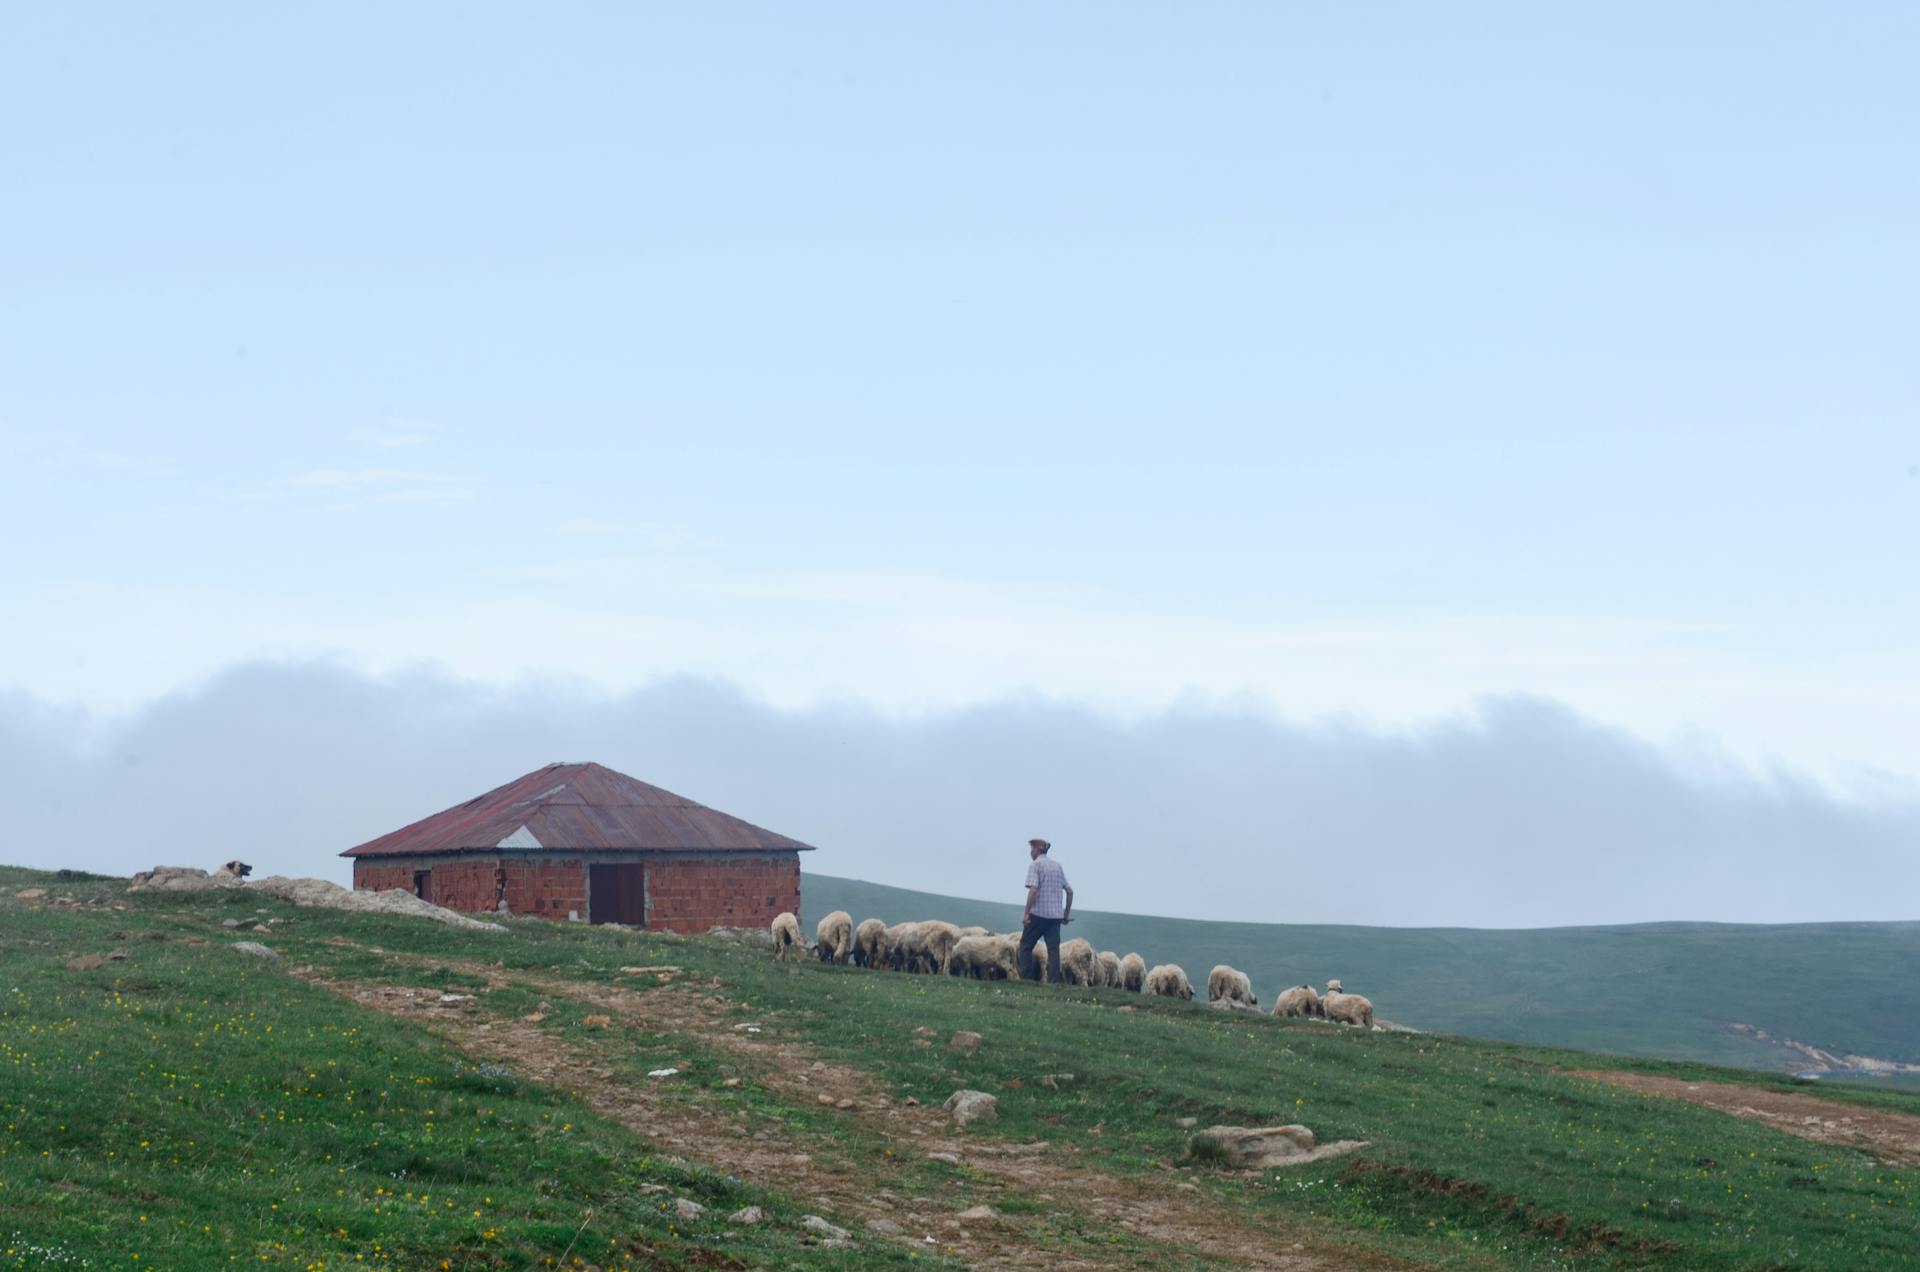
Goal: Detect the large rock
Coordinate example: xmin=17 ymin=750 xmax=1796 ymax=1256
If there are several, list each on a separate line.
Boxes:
xmin=247 ymin=876 xmax=503 ymax=932
xmin=800 ymin=1215 xmax=850 ymax=1240
xmin=230 ymin=942 xmax=279 ymax=961
xmin=942 ymin=1089 xmax=998 ymax=1127
xmin=129 ymin=867 xmax=241 ymax=893
xmin=1190 ymin=1124 xmax=1368 ymax=1170
xmin=949 ymin=1030 xmax=982 ymax=1053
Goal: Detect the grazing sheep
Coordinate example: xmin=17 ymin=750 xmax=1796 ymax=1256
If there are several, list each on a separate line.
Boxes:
xmin=1119 ymin=952 xmax=1146 ymax=992
xmin=882 ymin=922 xmax=924 ymax=971
xmin=917 ymin=921 xmax=964 ymax=974
xmin=770 ymin=911 xmax=804 ymax=962
xmin=1207 ymin=964 xmax=1258 ymax=1010
xmin=1326 ymin=978 xmax=1343 ymax=993
xmin=1058 ymin=937 xmax=1098 ymax=986
xmin=1324 ymin=982 xmax=1375 ymax=1028
xmin=814 ymin=910 xmax=853 ymax=964
xmin=1272 ymin=984 xmax=1324 ymax=1018
xmin=957 ymin=926 xmax=990 ymax=938
xmin=851 ymin=918 xmax=887 ymax=967
xmin=1096 ymin=951 xmax=1121 ymax=987
xmin=1143 ymin=963 xmax=1194 ymax=1000
xmin=947 ymin=933 xmax=1020 ymax=980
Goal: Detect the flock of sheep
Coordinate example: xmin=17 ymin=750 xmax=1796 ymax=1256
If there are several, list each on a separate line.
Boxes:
xmin=766 ymin=909 xmax=1376 ymax=1028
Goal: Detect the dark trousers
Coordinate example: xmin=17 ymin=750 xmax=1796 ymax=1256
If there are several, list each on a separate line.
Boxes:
xmin=1019 ymin=915 xmax=1064 ymax=984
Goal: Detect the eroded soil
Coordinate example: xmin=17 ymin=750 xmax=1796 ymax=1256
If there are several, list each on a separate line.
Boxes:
xmin=1578 ymin=1070 xmax=1920 ymax=1165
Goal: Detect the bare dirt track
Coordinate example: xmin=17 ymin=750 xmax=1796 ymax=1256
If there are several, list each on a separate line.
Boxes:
xmin=1578 ymin=1070 xmax=1920 ymax=1165
xmin=299 ymin=950 xmax=1403 ymax=1272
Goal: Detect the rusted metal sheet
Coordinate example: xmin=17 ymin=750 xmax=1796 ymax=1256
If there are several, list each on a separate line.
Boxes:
xmin=341 ymin=762 xmax=816 ymax=858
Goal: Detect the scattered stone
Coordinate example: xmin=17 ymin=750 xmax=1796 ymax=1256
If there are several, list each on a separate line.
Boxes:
xmin=673 ymin=1198 xmax=704 ymax=1221
xmin=721 ymin=1077 xmax=742 ymax=1089
xmin=866 ymin=1218 xmax=904 ymax=1236
xmin=251 ymin=924 xmax=273 ymax=934
xmin=913 ymin=1026 xmax=936 ymax=1039
xmin=903 ymin=1096 xmax=919 ymax=1106
xmin=1175 ymin=1117 xmax=1197 ymax=1128
xmin=1189 ymin=1124 xmax=1369 ymax=1170
xmin=66 ymin=954 xmax=105 ymax=972
xmin=1037 ymin=1073 xmax=1074 ymax=1088
xmin=221 ymin=919 xmax=245 ymax=929
xmin=647 ymin=1068 xmax=680 ymax=1079
xmin=522 ymin=1012 xmax=548 ymax=1024
xmin=231 ymin=942 xmax=278 ymax=961
xmin=926 ymin=1152 xmax=960 ymax=1165
xmin=956 ymin=1205 xmax=998 ymax=1221
xmin=1176 ymin=1181 xmax=1200 ymax=1193
xmin=836 ymin=1099 xmax=855 ymax=1110
xmin=128 ymin=867 xmax=242 ymax=893
xmin=817 ymin=1093 xmax=836 ymax=1106
xmin=106 ymin=949 xmax=129 ymax=962
xmin=801 ymin=1216 xmax=850 ymax=1240
xmin=247 ymin=875 xmax=505 ymax=932
xmin=184 ymin=936 xmax=208 ymax=947
xmin=913 ymin=1039 xmax=931 ymax=1049
xmin=942 ymin=1090 xmax=998 ymax=1127
xmin=728 ymin=1206 xmax=765 ymax=1224
xmin=437 ymin=993 xmax=472 ymax=1004
xmin=1116 ymin=1005 xmax=1135 ymax=1014
xmin=16 ymin=888 xmax=45 ymax=900
xmin=582 ymin=1014 xmax=613 ymax=1029
xmin=949 ymin=1031 xmax=982 ymax=1053
xmin=789 ymin=1154 xmax=811 ymax=1166
xmin=620 ymin=965 xmax=682 ymax=975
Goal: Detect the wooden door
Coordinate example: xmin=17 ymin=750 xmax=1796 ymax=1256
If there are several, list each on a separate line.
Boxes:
xmin=588 ymin=863 xmax=646 ymax=926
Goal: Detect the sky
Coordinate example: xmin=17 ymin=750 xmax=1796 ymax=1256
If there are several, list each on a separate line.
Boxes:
xmin=2 ymin=5 xmax=1916 ymax=921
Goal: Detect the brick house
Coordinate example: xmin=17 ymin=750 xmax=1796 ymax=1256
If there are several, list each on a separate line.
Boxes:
xmin=341 ymin=761 xmax=812 ymax=931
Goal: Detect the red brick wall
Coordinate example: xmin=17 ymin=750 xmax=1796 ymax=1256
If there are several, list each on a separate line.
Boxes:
xmin=645 ymin=854 xmax=800 ymax=934
xmin=353 ymin=852 xmax=801 ymax=930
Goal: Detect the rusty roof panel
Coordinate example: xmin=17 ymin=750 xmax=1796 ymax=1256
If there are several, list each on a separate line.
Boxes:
xmin=342 ymin=761 xmax=815 ymax=858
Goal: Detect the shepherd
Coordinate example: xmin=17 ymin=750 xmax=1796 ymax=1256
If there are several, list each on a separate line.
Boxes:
xmin=1018 ymin=837 xmax=1074 ymax=984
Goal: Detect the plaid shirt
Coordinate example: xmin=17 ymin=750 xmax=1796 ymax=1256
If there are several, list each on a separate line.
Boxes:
xmin=1024 ymin=856 xmax=1070 ymax=919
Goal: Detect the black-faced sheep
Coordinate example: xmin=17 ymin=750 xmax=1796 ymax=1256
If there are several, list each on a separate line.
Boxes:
xmin=1096 ymin=951 xmax=1121 ymax=987
xmin=1143 ymin=963 xmax=1194 ymax=1000
xmin=1323 ymin=981 xmax=1375 ymax=1028
xmin=770 ymin=911 xmax=804 ymax=962
xmin=1207 ymin=964 xmax=1258 ymax=1010
xmin=1119 ymin=952 xmax=1146 ymax=992
xmin=947 ymin=933 xmax=1019 ymax=980
xmin=851 ymin=918 xmax=887 ymax=967
xmin=1058 ymin=937 xmax=1098 ymax=986
xmin=1272 ymin=984 xmax=1324 ymax=1018
xmin=814 ymin=910 xmax=853 ymax=964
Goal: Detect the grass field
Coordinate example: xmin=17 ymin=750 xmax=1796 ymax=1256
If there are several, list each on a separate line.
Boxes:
xmin=806 ymin=873 xmax=1920 ymax=1083
xmin=5 ymin=866 xmax=1920 ymax=1270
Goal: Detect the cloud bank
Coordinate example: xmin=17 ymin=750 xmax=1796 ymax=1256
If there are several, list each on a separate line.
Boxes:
xmin=2 ymin=661 xmax=1913 ymax=927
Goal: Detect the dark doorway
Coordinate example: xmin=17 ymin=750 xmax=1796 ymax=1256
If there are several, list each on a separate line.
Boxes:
xmin=588 ymin=863 xmax=646 ymax=926
xmin=412 ymin=869 xmax=432 ymax=902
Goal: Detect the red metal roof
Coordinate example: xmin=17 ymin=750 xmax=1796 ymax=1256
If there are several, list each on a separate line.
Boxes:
xmin=340 ymin=762 xmax=817 ymax=858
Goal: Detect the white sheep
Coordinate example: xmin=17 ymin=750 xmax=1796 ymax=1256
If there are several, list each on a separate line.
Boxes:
xmin=851 ymin=918 xmax=887 ymax=967
xmin=1143 ymin=963 xmax=1194 ymax=1000
xmin=1119 ymin=952 xmax=1146 ymax=992
xmin=917 ymin=921 xmax=963 ymax=974
xmin=1207 ymin=964 xmax=1258 ymax=1010
xmin=1323 ymin=981 xmax=1375 ymax=1028
xmin=947 ymin=933 xmax=1020 ymax=980
xmin=769 ymin=911 xmax=804 ymax=962
xmin=1058 ymin=937 xmax=1098 ymax=986
xmin=814 ymin=910 xmax=853 ymax=964
xmin=882 ymin=921 xmax=923 ymax=971
xmin=1272 ymin=984 xmax=1323 ymax=1018
xmin=957 ymin=926 xmax=990 ymax=938
xmin=1096 ymin=951 xmax=1121 ymax=987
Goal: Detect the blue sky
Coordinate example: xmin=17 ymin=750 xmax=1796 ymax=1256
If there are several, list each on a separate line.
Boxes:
xmin=3 ymin=3 xmax=1917 ymax=798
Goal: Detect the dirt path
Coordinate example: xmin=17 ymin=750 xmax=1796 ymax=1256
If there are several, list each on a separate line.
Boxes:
xmin=298 ymin=950 xmax=1400 ymax=1271
xmin=1577 ymin=1070 xmax=1920 ymax=1165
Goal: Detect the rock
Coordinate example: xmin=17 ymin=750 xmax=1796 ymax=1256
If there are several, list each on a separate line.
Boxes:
xmin=956 ymin=1205 xmax=998 ymax=1221
xmin=1190 ymin=1124 xmax=1369 ymax=1170
xmin=106 ymin=949 xmax=129 ymax=961
xmin=251 ymin=924 xmax=273 ymax=934
xmin=817 ymin=1093 xmax=836 ymax=1106
xmin=949 ymin=1031 xmax=982 ymax=1053
xmin=913 ymin=1026 xmax=936 ymax=1039
xmin=1037 ymin=1073 xmax=1074 ymax=1088
xmin=583 ymin=1014 xmax=613 ymax=1029
xmin=16 ymin=888 xmax=45 ymax=900
xmin=865 ymin=1218 xmax=904 ymax=1236
xmin=801 ymin=1215 xmax=850 ymax=1240
xmin=638 ymin=1184 xmax=670 ymax=1195
xmin=942 ymin=1090 xmax=998 ymax=1127
xmin=835 ymin=1098 xmax=855 ymax=1110
xmin=673 ymin=1198 xmax=704 ymax=1221
xmin=522 ymin=1012 xmax=547 ymax=1024
xmin=1176 ymin=1181 xmax=1200 ymax=1192
xmin=926 ymin=1152 xmax=960 ymax=1165
xmin=221 ymin=919 xmax=245 ymax=929
xmin=1117 ymin=1005 xmax=1135 ymax=1014
xmin=1175 ymin=1117 xmax=1197 ymax=1128
xmin=230 ymin=942 xmax=278 ymax=961
xmin=721 ymin=1077 xmax=742 ymax=1089
xmin=728 ymin=1206 xmax=765 ymax=1224
xmin=129 ymin=867 xmax=241 ymax=893
xmin=247 ymin=875 xmax=504 ymax=932
xmin=903 ymin=1096 xmax=919 ymax=1106
xmin=66 ymin=955 xmax=105 ymax=972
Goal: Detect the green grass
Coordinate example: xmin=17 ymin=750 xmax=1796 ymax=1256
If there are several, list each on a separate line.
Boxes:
xmin=806 ymin=872 xmax=1920 ymax=1083
xmin=7 ymin=866 xmax=1920 ymax=1271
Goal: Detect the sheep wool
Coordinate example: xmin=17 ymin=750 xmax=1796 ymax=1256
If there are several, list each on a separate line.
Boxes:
xmin=1058 ymin=937 xmax=1098 ymax=986
xmin=1207 ymin=964 xmax=1257 ymax=1009
xmin=769 ymin=911 xmax=804 ymax=962
xmin=814 ymin=910 xmax=853 ymax=964
xmin=1323 ymin=983 xmax=1375 ymax=1028
xmin=1119 ymin=952 xmax=1146 ymax=992
xmin=851 ymin=918 xmax=887 ymax=968
xmin=1272 ymin=985 xmax=1323 ymax=1018
xmin=1143 ymin=963 xmax=1194 ymax=1000
xmin=1096 ymin=951 xmax=1121 ymax=988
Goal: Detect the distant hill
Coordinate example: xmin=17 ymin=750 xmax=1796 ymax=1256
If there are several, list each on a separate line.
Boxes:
xmin=804 ymin=872 xmax=1920 ymax=1082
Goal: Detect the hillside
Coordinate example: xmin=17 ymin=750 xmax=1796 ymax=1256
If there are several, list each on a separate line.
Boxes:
xmin=6 ymin=865 xmax=1920 ymax=1271
xmin=806 ymin=873 xmax=1920 ymax=1082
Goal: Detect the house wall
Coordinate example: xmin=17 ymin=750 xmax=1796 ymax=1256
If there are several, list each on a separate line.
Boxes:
xmin=351 ymin=850 xmax=801 ymax=932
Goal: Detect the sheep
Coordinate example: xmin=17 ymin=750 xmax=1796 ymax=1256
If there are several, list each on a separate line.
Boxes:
xmin=770 ymin=911 xmax=804 ymax=962
xmin=1323 ymin=981 xmax=1375 ymax=1028
xmin=1143 ymin=963 xmax=1194 ymax=1000
xmin=1119 ymin=952 xmax=1146 ymax=992
xmin=882 ymin=922 xmax=924 ymax=971
xmin=957 ymin=926 xmax=990 ymax=938
xmin=814 ymin=910 xmax=853 ymax=964
xmin=917 ymin=921 xmax=963 ymax=974
xmin=851 ymin=918 xmax=887 ymax=968
xmin=947 ymin=933 xmax=1020 ymax=980
xmin=1207 ymin=964 xmax=1258 ymax=1010
xmin=1058 ymin=937 xmax=1098 ymax=986
xmin=1096 ymin=951 xmax=1121 ymax=987
xmin=1272 ymin=984 xmax=1324 ymax=1018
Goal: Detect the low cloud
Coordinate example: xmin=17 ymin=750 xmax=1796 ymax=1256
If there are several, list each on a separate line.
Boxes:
xmin=2 ymin=662 xmax=1913 ymax=927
